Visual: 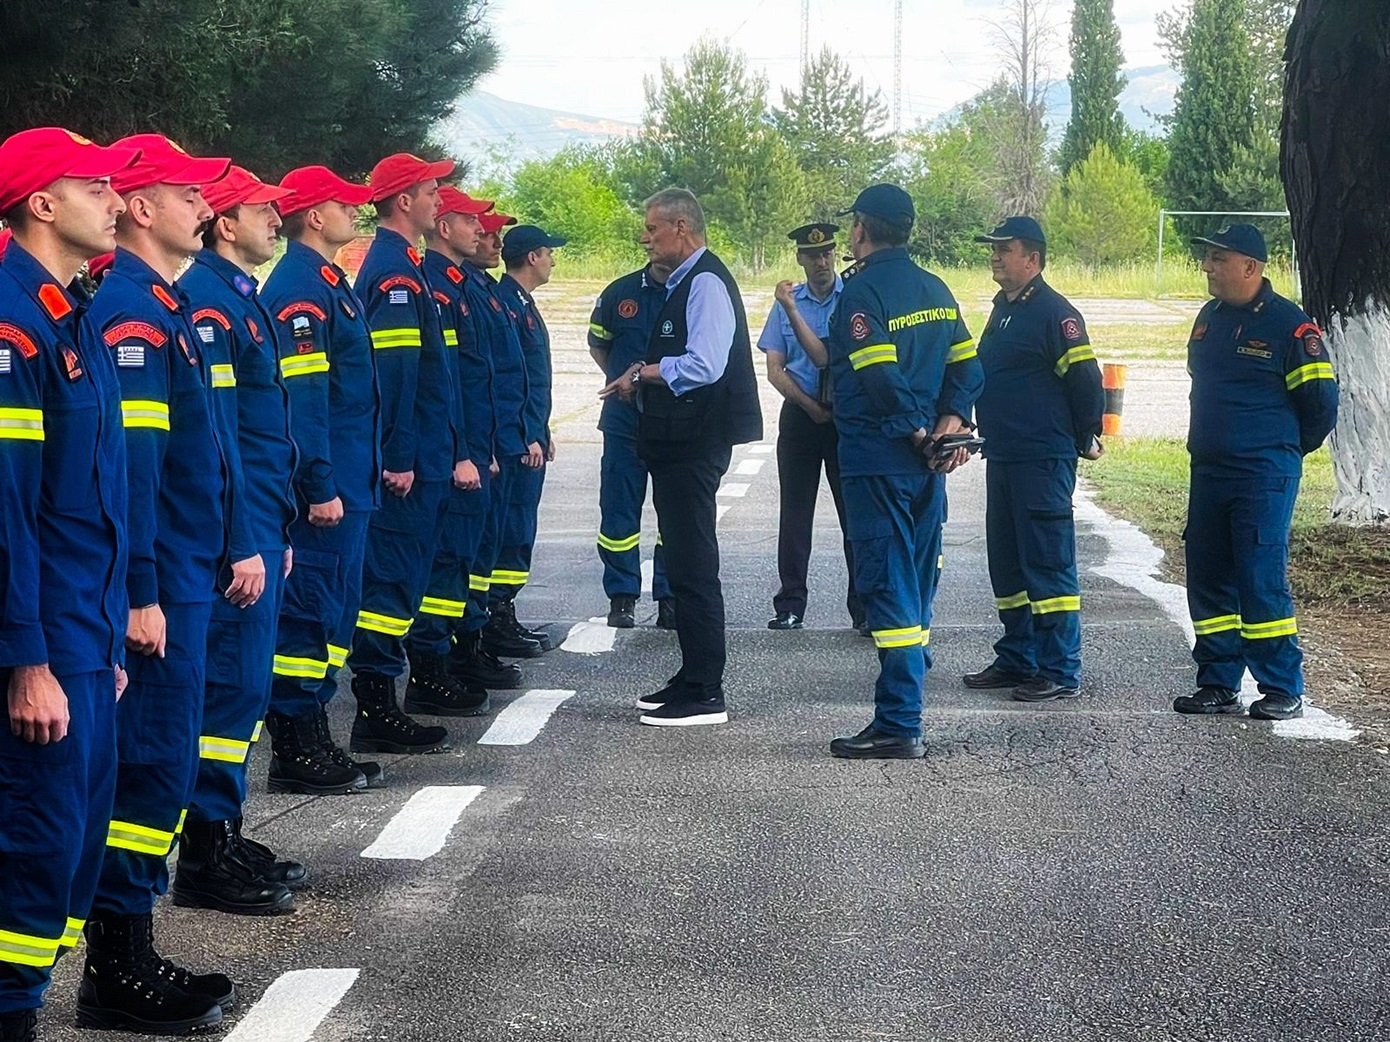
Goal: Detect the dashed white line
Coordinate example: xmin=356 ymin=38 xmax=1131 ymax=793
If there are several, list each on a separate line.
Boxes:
xmin=640 ymin=558 xmax=654 ymax=595
xmin=716 ymin=482 xmax=749 ymax=498
xmin=478 ymin=689 xmax=577 ymax=746
xmin=560 ymin=618 xmax=617 ymax=655
xmin=223 ymin=968 xmax=359 ymax=1042
xmin=716 ymin=504 xmax=731 ymax=522
xmin=735 ymin=458 xmax=767 ymax=476
xmin=361 ymin=786 xmax=484 ymax=860
xmin=748 ymin=445 xmax=773 ymax=454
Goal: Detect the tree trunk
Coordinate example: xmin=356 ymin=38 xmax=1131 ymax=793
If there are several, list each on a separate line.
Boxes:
xmin=1281 ymin=0 xmax=1390 ymax=523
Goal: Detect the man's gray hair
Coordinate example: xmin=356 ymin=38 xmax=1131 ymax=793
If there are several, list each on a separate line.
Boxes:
xmin=644 ymin=187 xmax=706 ymax=238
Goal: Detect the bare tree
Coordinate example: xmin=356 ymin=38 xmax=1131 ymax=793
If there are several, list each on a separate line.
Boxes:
xmin=985 ymin=0 xmax=1058 ymax=215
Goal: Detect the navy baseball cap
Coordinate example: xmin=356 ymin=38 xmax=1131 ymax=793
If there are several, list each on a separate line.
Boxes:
xmin=976 ymin=215 xmax=1047 ymax=246
xmin=1190 ymin=223 xmax=1268 ymax=263
xmin=501 ymin=224 xmax=567 ymax=262
xmin=837 ymin=184 xmax=915 ymax=230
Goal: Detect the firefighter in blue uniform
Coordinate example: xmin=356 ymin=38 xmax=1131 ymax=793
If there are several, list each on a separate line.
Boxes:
xmin=348 ymin=153 xmax=468 ymax=754
xmin=262 ymin=166 xmax=383 ymax=794
xmin=0 ymin=127 xmax=134 ymax=1042
xmin=410 ymin=184 xmax=496 ymax=713
xmin=966 ymin=217 xmax=1104 ymax=702
xmin=173 ymin=167 xmax=301 ymax=917
xmin=1174 ymin=224 xmax=1338 ymax=721
xmin=83 ymin=133 xmax=236 ymax=1033
xmin=588 ymin=263 xmax=674 ymax=628
xmin=825 ymin=184 xmax=983 ymax=760
xmin=491 ymin=223 xmax=567 ymax=650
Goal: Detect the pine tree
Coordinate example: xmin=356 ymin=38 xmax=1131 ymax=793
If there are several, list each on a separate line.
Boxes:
xmin=1058 ymin=0 xmax=1127 ymax=177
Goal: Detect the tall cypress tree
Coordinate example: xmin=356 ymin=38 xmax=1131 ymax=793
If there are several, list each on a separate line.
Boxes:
xmin=1058 ymin=0 xmax=1127 ymax=177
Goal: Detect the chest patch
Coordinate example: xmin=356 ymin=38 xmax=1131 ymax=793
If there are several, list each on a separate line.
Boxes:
xmin=62 ymin=347 xmax=84 ymax=381
xmin=660 ymin=319 xmax=675 ymax=337
xmin=245 ymin=317 xmax=265 ymax=344
xmin=849 ymin=313 xmax=870 ymax=342
xmin=117 ymin=343 xmax=146 ymax=367
xmin=178 ymin=333 xmax=197 ymax=366
xmin=618 ymin=299 xmax=639 ymax=319
xmin=338 ymin=298 xmax=356 ymax=321
xmin=1237 ymin=345 xmax=1272 ymax=359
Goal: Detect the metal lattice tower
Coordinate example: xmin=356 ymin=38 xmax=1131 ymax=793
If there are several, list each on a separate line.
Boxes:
xmin=800 ymin=0 xmax=810 ymax=75
xmin=893 ymin=0 xmax=903 ymax=137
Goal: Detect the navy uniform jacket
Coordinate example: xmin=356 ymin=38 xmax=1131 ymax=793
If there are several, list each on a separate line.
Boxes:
xmin=1187 ymin=278 xmax=1339 ymax=478
xmin=460 ymin=263 xmax=527 ymax=460
xmin=498 ymin=272 xmax=553 ymax=447
xmin=261 ymin=240 xmax=380 ymax=512
xmin=588 ymin=266 xmax=667 ymax=436
xmin=0 ymin=242 xmax=127 ymax=673
xmin=423 ymin=249 xmax=495 ymax=469
xmin=975 ymin=274 xmax=1104 ymax=460
xmin=178 ymin=249 xmax=297 ymax=554
xmin=827 ymin=247 xmax=983 ymax=477
xmin=357 ymin=227 xmax=460 ymax=482
xmin=92 ymin=248 xmax=229 ymax=607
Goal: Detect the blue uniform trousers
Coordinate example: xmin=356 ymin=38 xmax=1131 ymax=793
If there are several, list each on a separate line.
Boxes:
xmin=189 ymin=552 xmax=285 ymax=824
xmin=93 ymin=600 xmax=213 ymax=918
xmin=410 ymin=481 xmax=489 ymax=656
xmin=1185 ymin=472 xmax=1303 ymax=697
xmin=598 ymin=430 xmax=670 ymax=601
xmin=985 ymin=459 xmax=1083 ymax=688
xmin=463 ymin=461 xmax=517 ymax=635
xmin=270 ymin=512 xmax=371 ymax=718
xmin=0 ymin=670 xmax=116 ymax=1012
xmin=843 ymin=472 xmax=943 ymax=738
xmin=489 ymin=462 xmax=545 ymax=605
xmin=351 ymin=481 xmax=450 ymax=679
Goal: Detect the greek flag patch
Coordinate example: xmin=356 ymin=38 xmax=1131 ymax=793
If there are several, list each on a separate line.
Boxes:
xmin=388 ymin=289 xmax=409 ymax=306
xmin=0 ymin=348 xmax=10 ymax=373
xmin=197 ymin=326 xmax=216 ymax=344
xmin=117 ymin=343 xmax=146 ymax=368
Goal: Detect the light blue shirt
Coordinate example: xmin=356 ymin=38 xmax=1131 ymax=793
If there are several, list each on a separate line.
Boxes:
xmin=756 ymin=276 xmax=843 ymax=397
xmin=657 ymin=246 xmax=736 ymax=397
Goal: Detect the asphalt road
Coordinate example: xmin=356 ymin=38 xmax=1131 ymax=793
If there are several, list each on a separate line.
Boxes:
xmin=37 ymin=327 xmax=1390 ymax=1042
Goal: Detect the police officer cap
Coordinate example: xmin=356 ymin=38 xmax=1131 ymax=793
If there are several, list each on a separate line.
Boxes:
xmin=788 ymin=223 xmax=839 ymax=251
xmin=1190 ymin=223 xmax=1268 ymax=263
xmin=975 ymin=215 xmax=1047 ymax=246
xmin=501 ymin=224 xmax=567 ymax=262
xmin=836 ymin=184 xmax=915 ymax=230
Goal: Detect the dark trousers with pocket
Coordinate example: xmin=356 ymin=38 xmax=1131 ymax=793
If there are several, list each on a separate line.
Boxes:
xmin=462 ymin=461 xmax=516 ymax=636
xmin=410 ymin=481 xmax=489 ymax=656
xmin=489 ymin=461 xmax=545 ymax=606
xmin=599 ymin=430 xmax=669 ymax=601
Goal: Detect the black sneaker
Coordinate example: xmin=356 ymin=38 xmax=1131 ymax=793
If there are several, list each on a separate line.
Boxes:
xmin=607 ymin=596 xmax=636 ymax=628
xmin=655 ymin=599 xmax=677 ymax=630
xmin=1173 ymin=687 xmax=1242 ymax=715
xmin=767 ymin=611 xmax=804 ymax=630
xmin=1249 ymin=692 xmax=1303 ymax=720
xmin=1011 ymin=677 xmax=1081 ymax=702
xmin=635 ymin=675 xmax=685 ymax=711
xmin=639 ymin=688 xmax=728 ymax=727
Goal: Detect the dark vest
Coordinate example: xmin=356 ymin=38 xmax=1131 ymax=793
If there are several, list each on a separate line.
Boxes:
xmin=639 ymin=249 xmax=762 ymax=447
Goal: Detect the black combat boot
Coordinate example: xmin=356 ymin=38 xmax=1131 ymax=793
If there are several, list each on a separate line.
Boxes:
xmin=172 ymin=820 xmax=293 ymax=916
xmin=449 ymin=630 xmax=523 ymax=690
xmin=75 ymin=915 xmax=228 ymax=1033
xmin=310 ymin=706 xmax=384 ymax=788
xmin=349 ymin=673 xmax=450 ymax=754
xmin=656 ymin=598 xmax=677 ymax=630
xmin=0 ymin=1010 xmax=36 ymax=1042
xmin=492 ymin=596 xmax=553 ymax=650
xmin=403 ymin=651 xmax=490 ymax=717
xmin=266 ymin=710 xmax=368 ymax=795
xmin=230 ymin=818 xmax=309 ymax=891
xmin=480 ymin=605 xmax=544 ymax=658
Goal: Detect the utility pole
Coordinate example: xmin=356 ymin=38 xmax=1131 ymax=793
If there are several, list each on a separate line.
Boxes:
xmin=893 ymin=0 xmax=903 ymax=137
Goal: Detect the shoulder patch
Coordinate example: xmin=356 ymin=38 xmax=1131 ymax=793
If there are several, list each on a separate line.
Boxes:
xmin=276 ymin=301 xmax=327 ymax=322
xmin=379 ymin=275 xmax=422 ymax=295
xmin=37 ymin=284 xmax=72 ymax=321
xmin=319 ymin=265 xmax=341 ymax=287
xmin=0 ymin=323 xmax=38 ymax=359
xmin=849 ymin=312 xmax=870 ymax=342
xmin=433 ymin=290 xmax=452 ymax=307
xmin=618 ymin=299 xmax=639 ymax=319
xmin=841 ymin=260 xmax=867 ymax=282
xmin=1060 ymin=316 xmax=1083 ymax=343
xmin=1191 ymin=323 xmax=1207 ymax=342
xmin=406 ymin=246 xmax=422 ymax=267
xmin=103 ymin=321 xmax=167 ymax=349
xmin=1294 ymin=321 xmax=1324 ymax=357
xmin=116 ymin=342 xmax=145 ymax=367
xmin=151 ymin=285 xmax=179 ymax=312
xmin=191 ymin=308 xmax=232 ymax=331
xmin=0 ymin=348 xmax=10 ymax=373
xmin=446 ymin=266 xmax=464 ymax=285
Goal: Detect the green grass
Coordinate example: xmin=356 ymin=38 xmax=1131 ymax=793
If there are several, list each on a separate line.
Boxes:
xmin=1081 ymin=438 xmax=1390 ymax=609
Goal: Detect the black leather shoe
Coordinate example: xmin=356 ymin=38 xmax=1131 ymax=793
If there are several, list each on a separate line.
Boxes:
xmin=767 ymin=611 xmax=804 ymax=630
xmin=404 ymin=652 xmax=491 ymax=717
xmin=830 ymin=724 xmax=925 ymax=759
xmin=1012 ymin=677 xmax=1080 ymax=702
xmin=1173 ymin=687 xmax=1242 ymax=715
xmin=172 ymin=821 xmax=294 ymax=916
xmin=963 ymin=663 xmax=1036 ymax=689
xmin=655 ymin=598 xmax=677 ymax=630
xmin=231 ymin=819 xmax=309 ymax=891
xmin=1249 ymin=691 xmax=1303 ymax=720
xmin=607 ymin=596 xmax=636 ymax=628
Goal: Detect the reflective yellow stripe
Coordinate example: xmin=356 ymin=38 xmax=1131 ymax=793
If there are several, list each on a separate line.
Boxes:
xmin=1286 ymin=362 xmax=1334 ymax=390
xmin=490 ymin=569 xmax=529 ymax=586
xmin=0 ymin=407 xmax=44 ymax=442
xmin=995 ymin=590 xmax=1030 ymax=611
xmin=589 ymin=322 xmax=614 ymax=341
xmin=251 ymin=719 xmax=264 ymax=742
xmin=106 ymin=819 xmax=176 ymax=856
xmin=0 ymin=928 xmax=60 ymax=968
xmin=272 ymin=654 xmax=329 ymax=679
xmin=849 ymin=343 xmax=897 ymax=370
xmin=947 ymin=338 xmax=977 ymax=364
xmin=1192 ymin=613 xmax=1242 ymax=636
xmin=1054 ymin=344 xmax=1096 ymax=376
xmin=1031 ymin=595 xmax=1081 ymax=615
xmin=59 ymin=917 xmax=83 ymax=948
xmin=937 ymin=554 xmax=944 ymax=570
xmin=327 ymin=644 xmax=349 ymax=669
xmin=209 ymin=363 xmax=236 ymax=388
xmin=280 ymin=352 xmax=329 ymax=379
xmin=921 ymin=628 xmax=931 ymax=646
xmin=655 ymin=533 xmax=663 ymax=547
xmin=443 ymin=330 xmax=459 ymax=347
xmin=356 ymin=610 xmax=412 ymax=636
xmin=468 ymin=574 xmax=491 ymax=592
xmin=371 ymin=328 xmax=422 ymax=350
xmin=1241 ymin=617 xmax=1297 ymax=640
xmin=176 ymin=809 xmax=187 ymax=835
xmin=873 ymin=625 xmax=923 ymax=649
xmin=597 ymin=531 xmax=641 ymax=553
xmin=419 ymin=596 xmax=466 ymax=618
xmin=199 ymin=735 xmax=251 ymax=764
xmin=121 ymin=399 xmax=170 ymax=431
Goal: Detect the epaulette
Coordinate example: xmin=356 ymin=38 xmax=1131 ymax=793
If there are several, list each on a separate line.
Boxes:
xmin=840 ymin=259 xmax=867 ymax=282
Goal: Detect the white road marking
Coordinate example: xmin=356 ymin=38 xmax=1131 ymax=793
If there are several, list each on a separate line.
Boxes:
xmin=641 ymin=558 xmax=653 ymax=595
xmin=1076 ymin=487 xmax=1359 ymax=741
xmin=717 ymin=483 xmax=749 ymax=498
xmin=560 ymin=618 xmax=617 ymax=654
xmin=717 ymin=505 xmax=731 ymax=521
xmin=735 ymin=458 xmax=766 ymax=476
xmin=748 ymin=445 xmax=773 ymax=454
xmin=223 ymin=968 xmax=359 ymax=1042
xmin=478 ymin=689 xmax=576 ymax=746
xmin=361 ymin=786 xmax=484 ymax=860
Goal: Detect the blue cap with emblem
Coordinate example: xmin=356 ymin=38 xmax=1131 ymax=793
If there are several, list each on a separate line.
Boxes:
xmin=1190 ymin=223 xmax=1268 ymax=263
xmin=501 ymin=224 xmax=567 ymax=263
xmin=837 ymin=184 xmax=915 ymax=230
xmin=975 ymin=215 xmax=1047 ymax=246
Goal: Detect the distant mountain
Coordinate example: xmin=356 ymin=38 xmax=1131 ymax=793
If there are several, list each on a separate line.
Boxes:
xmin=434 ymin=91 xmax=639 ymax=166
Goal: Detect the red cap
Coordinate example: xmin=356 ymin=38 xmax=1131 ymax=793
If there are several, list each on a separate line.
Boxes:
xmin=88 ymin=251 xmax=115 ymax=281
xmin=202 ymin=165 xmax=291 ymax=215
xmin=368 ymin=153 xmax=455 ymax=203
xmin=110 ymin=134 xmax=230 ymax=195
xmin=277 ymin=166 xmax=373 ymax=217
xmin=0 ymin=228 xmax=10 ymax=259
xmin=479 ymin=211 xmax=517 ymax=236
xmin=0 ymin=127 xmax=141 ymax=214
xmin=436 ymin=185 xmax=493 ymax=218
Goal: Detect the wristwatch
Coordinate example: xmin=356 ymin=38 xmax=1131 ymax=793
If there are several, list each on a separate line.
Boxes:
xmin=630 ymin=361 xmax=645 ymax=385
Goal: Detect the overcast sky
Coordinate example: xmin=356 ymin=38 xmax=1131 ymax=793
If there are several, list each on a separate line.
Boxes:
xmin=475 ymin=0 xmax=1173 ymax=126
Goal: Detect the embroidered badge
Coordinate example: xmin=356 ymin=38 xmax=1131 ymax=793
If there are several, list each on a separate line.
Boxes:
xmin=1295 ymin=322 xmax=1324 ymax=357
xmin=0 ymin=348 xmax=10 ymax=373
xmin=1191 ymin=323 xmax=1207 ymax=342
xmin=103 ymin=321 xmax=166 ymax=349
xmin=618 ymin=299 xmax=638 ymax=319
xmin=277 ymin=301 xmax=326 ymax=322
xmin=319 ymin=265 xmax=341 ymax=287
xmin=117 ymin=343 xmax=146 ymax=367
xmin=0 ymin=323 xmax=38 ymax=359
xmin=389 ymin=289 xmax=409 ymax=306
xmin=660 ymin=319 xmax=674 ymax=337
xmin=245 ymin=317 xmax=264 ymax=343
xmin=196 ymin=326 xmax=216 ymax=344
xmin=849 ymin=313 xmax=870 ymax=342
xmin=290 ymin=315 xmax=314 ymax=340
xmin=62 ymin=347 xmax=83 ymax=381
xmin=191 ymin=308 xmax=231 ymax=330
xmin=1061 ymin=316 xmax=1083 ymax=343
xmin=178 ymin=333 xmax=197 ymax=366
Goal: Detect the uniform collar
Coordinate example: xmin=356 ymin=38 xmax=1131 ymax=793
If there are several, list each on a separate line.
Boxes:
xmin=795 ymin=275 xmax=842 ymax=304
xmin=0 ymin=240 xmax=85 ymax=320
xmin=665 ymin=246 xmax=707 ymax=295
xmin=1226 ymin=277 xmax=1276 ymax=313
xmin=992 ymin=272 xmax=1046 ymax=308
xmin=423 ymin=248 xmax=467 ymax=286
xmin=498 ymin=272 xmax=532 ymax=307
xmin=375 ymin=226 xmax=423 ymax=267
xmin=193 ymin=247 xmax=258 ymax=297
xmin=111 ymin=247 xmax=184 ymax=310
xmin=861 ymin=246 xmax=909 ymax=268
xmin=640 ymin=265 xmax=667 ymax=292
xmin=286 ymin=239 xmax=347 ymax=288
xmin=463 ymin=261 xmax=498 ymax=287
